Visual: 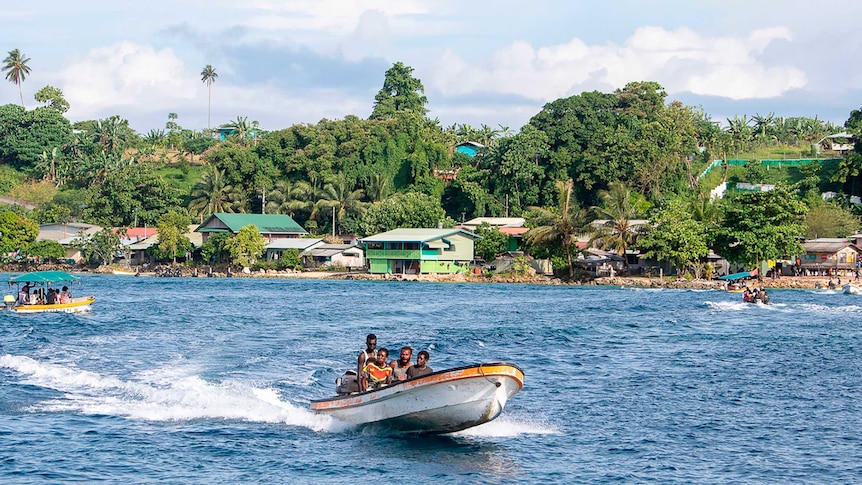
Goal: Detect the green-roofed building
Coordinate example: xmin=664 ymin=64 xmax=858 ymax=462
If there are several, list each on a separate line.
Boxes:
xmin=195 ymin=213 xmax=307 ymax=243
xmin=360 ymin=228 xmax=481 ymax=275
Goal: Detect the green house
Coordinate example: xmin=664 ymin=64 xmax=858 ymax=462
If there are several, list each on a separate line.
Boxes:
xmin=195 ymin=213 xmax=307 ymax=243
xmin=361 ymin=228 xmax=481 ymax=275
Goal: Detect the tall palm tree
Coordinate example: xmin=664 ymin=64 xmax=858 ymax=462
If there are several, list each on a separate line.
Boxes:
xmin=200 ymin=65 xmax=218 ymax=131
xmin=591 ymin=181 xmax=641 ymax=273
xmin=525 ymin=179 xmax=587 ymax=279
xmin=188 ymin=167 xmax=241 ymax=218
xmin=265 ymin=179 xmax=315 ymax=217
xmin=316 ymin=174 xmax=367 ymax=233
xmin=3 ymin=49 xmax=31 ymax=107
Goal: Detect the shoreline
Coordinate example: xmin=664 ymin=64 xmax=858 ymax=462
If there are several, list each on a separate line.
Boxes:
xmin=6 ymin=264 xmax=847 ymax=290
xmin=100 ymin=266 xmax=846 ymax=290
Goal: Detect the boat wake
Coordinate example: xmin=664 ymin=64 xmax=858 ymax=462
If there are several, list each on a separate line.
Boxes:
xmin=0 ymin=354 xmax=338 ymax=432
xmin=453 ymin=415 xmax=559 ymax=437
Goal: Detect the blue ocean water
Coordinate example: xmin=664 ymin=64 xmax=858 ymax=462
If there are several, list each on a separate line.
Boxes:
xmin=2 ymin=275 xmax=861 ymax=484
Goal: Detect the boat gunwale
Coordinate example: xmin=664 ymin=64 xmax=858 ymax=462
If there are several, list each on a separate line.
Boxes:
xmin=310 ymin=362 xmax=524 ymax=407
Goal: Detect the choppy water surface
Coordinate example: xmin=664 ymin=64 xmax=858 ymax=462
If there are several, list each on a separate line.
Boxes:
xmin=2 ymin=276 xmax=861 ymax=483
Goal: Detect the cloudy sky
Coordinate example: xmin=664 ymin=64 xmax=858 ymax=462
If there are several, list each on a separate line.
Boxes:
xmin=2 ymin=0 xmax=860 ymax=134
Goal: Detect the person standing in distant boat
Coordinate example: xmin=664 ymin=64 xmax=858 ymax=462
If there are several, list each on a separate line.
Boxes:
xmin=407 ymin=350 xmax=433 ymax=379
xmin=362 ymin=347 xmax=392 ymax=390
xmin=389 ymin=346 xmax=413 ymax=381
xmin=357 ymin=334 xmax=377 ymax=392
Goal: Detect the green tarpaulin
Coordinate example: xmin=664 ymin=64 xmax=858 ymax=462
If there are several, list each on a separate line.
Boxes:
xmin=8 ymin=271 xmax=80 ymax=284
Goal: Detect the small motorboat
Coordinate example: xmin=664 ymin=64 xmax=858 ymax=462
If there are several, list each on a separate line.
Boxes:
xmin=843 ymin=284 xmax=862 ymax=295
xmin=310 ymin=362 xmax=524 ymax=434
xmin=5 ymin=271 xmax=96 ymax=314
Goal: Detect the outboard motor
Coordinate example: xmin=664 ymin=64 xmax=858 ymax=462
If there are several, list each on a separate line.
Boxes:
xmin=335 ymin=370 xmax=359 ymax=395
xmin=3 ymin=294 xmax=15 ymax=310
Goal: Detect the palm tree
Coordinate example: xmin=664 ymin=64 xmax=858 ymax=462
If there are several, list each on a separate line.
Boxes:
xmin=223 ymin=116 xmax=252 ymax=144
xmin=365 ymin=173 xmax=390 ymax=202
xmin=525 ymin=179 xmax=587 ymax=279
xmin=591 ymin=181 xmax=641 ymax=273
xmin=3 ymin=49 xmax=31 ymax=107
xmin=265 ymin=180 xmax=315 ymax=217
xmin=200 ymin=65 xmax=218 ymax=131
xmin=316 ymin=174 xmax=367 ymax=233
xmin=188 ymin=167 xmax=241 ymax=218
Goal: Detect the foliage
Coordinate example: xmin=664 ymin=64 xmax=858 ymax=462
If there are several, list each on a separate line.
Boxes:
xmin=360 ymin=192 xmax=449 ymax=235
xmin=639 ymin=199 xmax=710 ymax=276
xmin=370 ymin=62 xmax=429 ymax=120
xmin=188 ymin=167 xmax=241 ymax=218
xmin=22 ymin=239 xmax=66 ymax=260
xmin=803 ymin=201 xmax=860 ymax=239
xmin=75 ymin=227 xmax=121 ymax=266
xmin=590 ymin=181 xmax=645 ymax=271
xmin=0 ymin=104 xmax=73 ymax=169
xmin=524 ymin=179 xmax=587 ymax=278
xmin=84 ymin=164 xmax=183 ymax=226
xmin=223 ymin=224 xmax=266 ymax=268
xmin=278 ymin=247 xmax=302 ymax=270
xmin=473 ymin=222 xmax=509 ymax=261
xmin=200 ymin=232 xmax=231 ymax=264
xmin=156 ymin=210 xmax=192 ymax=263
xmin=33 ymin=85 xmax=70 ymax=113
xmin=713 ymin=186 xmax=807 ymax=268
xmin=0 ymin=210 xmax=38 ymax=253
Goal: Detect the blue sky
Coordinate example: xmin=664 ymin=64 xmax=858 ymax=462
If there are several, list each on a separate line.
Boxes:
xmin=2 ymin=0 xmax=860 ymax=134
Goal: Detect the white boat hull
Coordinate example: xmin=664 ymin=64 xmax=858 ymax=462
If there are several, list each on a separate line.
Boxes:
xmin=843 ymin=284 xmax=862 ymax=295
xmin=9 ymin=296 xmax=96 ymax=314
xmin=310 ymin=363 xmax=524 ymax=434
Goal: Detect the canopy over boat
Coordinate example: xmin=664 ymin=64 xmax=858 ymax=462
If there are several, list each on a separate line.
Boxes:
xmin=718 ymin=271 xmax=752 ymax=280
xmin=9 ymin=271 xmax=81 ymax=285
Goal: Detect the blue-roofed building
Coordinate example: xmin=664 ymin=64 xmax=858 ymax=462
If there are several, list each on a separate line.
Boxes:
xmin=455 ymin=141 xmax=485 ymax=158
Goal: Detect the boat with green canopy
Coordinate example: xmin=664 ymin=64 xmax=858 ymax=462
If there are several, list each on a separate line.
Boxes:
xmin=4 ymin=271 xmax=95 ymax=314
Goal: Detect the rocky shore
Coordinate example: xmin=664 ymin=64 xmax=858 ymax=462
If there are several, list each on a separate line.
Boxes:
xmin=5 ymin=263 xmax=840 ymax=290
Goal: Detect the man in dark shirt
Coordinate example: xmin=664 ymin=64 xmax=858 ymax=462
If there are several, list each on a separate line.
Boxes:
xmin=406 ymin=350 xmax=433 ymax=379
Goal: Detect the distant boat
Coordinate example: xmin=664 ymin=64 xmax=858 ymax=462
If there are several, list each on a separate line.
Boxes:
xmin=310 ymin=363 xmax=524 ymax=434
xmin=4 ymin=271 xmax=95 ymax=314
xmin=843 ymin=284 xmax=862 ymax=295
xmin=112 ymin=269 xmax=137 ymax=276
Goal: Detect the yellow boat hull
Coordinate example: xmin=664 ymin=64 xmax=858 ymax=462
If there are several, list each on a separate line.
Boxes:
xmin=10 ymin=297 xmax=96 ymax=314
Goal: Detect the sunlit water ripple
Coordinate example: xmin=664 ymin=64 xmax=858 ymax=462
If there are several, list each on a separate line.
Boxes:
xmin=2 ymin=275 xmax=861 ymax=483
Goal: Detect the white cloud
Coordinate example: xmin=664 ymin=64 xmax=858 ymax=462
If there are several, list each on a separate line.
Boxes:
xmin=60 ymin=42 xmax=200 ymax=119
xmin=244 ymin=0 xmax=429 ymax=34
xmin=428 ymin=26 xmax=807 ymax=102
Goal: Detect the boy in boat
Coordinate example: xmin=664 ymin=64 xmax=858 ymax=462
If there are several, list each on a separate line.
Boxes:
xmin=363 ymin=347 xmax=393 ymax=390
xmin=357 ymin=334 xmax=377 ymax=392
xmin=406 ymin=350 xmax=433 ymax=379
xmin=389 ymin=346 xmax=413 ymax=381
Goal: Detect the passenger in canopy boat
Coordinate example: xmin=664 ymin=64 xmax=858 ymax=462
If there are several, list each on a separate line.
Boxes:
xmin=363 ymin=348 xmax=393 ymax=390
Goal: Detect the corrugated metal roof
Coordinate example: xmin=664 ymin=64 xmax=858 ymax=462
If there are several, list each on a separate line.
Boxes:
xmin=197 ymin=213 xmax=307 ymax=235
xmin=266 ymin=238 xmax=322 ymax=250
xmin=802 ymin=239 xmax=855 ymax=253
xmin=361 ymin=228 xmax=480 ymax=243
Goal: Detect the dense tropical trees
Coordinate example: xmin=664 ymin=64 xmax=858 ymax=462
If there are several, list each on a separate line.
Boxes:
xmin=360 ymin=192 xmax=450 ymax=235
xmin=3 ymin=49 xmax=31 ymax=107
xmin=713 ymin=186 xmax=807 ymax=269
xmin=524 ymin=179 xmax=587 ymax=279
xmin=0 ymin=104 xmax=73 ymax=169
xmin=473 ymin=222 xmax=510 ymax=262
xmin=639 ymin=199 xmax=710 ymax=277
xmin=200 ymin=65 xmax=218 ymax=131
xmin=0 ymin=210 xmax=38 ymax=253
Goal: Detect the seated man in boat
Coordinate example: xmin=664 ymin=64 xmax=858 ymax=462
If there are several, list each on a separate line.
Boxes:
xmin=59 ymin=286 xmax=71 ymax=303
xmin=357 ymin=334 xmax=378 ymax=392
xmin=389 ymin=346 xmax=413 ymax=381
xmin=406 ymin=350 xmax=433 ymax=379
xmin=362 ymin=347 xmax=393 ymax=390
